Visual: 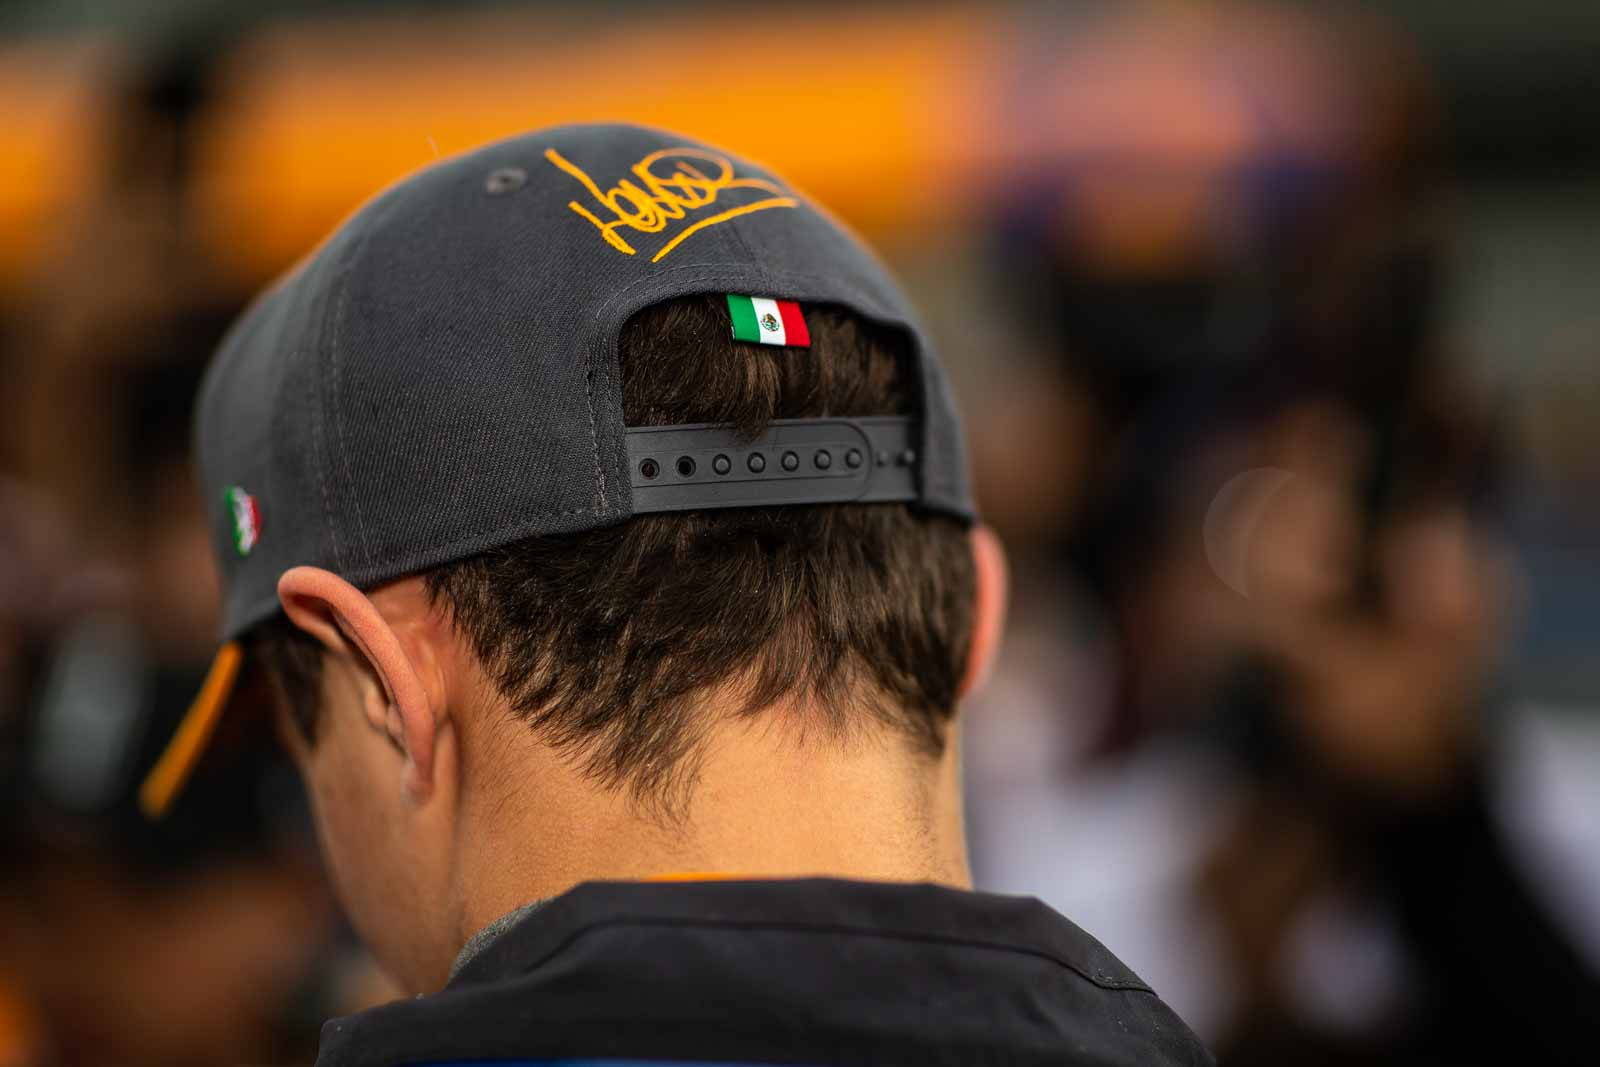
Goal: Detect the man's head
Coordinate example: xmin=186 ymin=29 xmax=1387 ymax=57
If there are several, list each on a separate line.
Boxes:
xmin=141 ymin=124 xmax=1005 ymax=992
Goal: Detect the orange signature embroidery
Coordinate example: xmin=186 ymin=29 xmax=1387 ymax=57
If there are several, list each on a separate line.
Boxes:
xmin=545 ymin=147 xmax=798 ymax=263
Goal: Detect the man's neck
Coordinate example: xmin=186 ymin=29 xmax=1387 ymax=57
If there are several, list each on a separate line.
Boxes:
xmin=448 ymin=706 xmax=971 ymax=957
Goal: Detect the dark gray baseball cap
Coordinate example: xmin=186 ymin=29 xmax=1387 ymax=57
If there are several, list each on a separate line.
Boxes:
xmin=140 ymin=121 xmax=975 ymax=817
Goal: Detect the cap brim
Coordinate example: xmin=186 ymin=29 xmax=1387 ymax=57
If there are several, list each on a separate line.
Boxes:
xmin=138 ymin=641 xmax=244 ymax=819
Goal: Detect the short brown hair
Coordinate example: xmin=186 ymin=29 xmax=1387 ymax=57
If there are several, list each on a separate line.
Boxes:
xmin=254 ymin=295 xmax=975 ymax=812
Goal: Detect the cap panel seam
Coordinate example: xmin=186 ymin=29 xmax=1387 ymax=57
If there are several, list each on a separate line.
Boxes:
xmin=324 ymin=196 xmax=404 ymax=574
xmin=583 ymin=322 xmax=606 ymax=513
xmin=589 ymin=328 xmax=622 ymax=516
xmin=716 ymin=198 xmax=767 ymax=294
xmin=328 ymin=296 xmax=373 ymax=570
xmin=308 ymin=324 xmax=343 ymax=573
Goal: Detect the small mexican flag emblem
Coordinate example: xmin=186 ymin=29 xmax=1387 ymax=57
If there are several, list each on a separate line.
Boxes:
xmin=726 ymin=294 xmax=810 ymax=347
xmin=224 ymin=486 xmax=261 ymax=557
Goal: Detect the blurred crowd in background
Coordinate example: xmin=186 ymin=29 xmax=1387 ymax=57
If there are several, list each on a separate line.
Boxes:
xmin=1 ymin=1 xmax=1597 ymax=1065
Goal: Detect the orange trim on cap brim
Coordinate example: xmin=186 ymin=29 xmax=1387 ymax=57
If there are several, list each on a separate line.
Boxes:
xmin=137 ymin=641 xmax=244 ymax=819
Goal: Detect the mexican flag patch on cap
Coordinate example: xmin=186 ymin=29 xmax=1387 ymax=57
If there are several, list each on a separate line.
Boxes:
xmin=224 ymin=486 xmax=261 ymax=557
xmin=727 ymin=294 xmax=810 ymax=347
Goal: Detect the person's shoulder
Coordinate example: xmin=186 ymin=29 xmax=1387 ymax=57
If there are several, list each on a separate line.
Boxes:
xmin=318 ymin=878 xmax=1214 ymax=1067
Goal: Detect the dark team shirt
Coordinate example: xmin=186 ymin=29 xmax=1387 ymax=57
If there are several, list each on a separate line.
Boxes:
xmin=315 ymin=878 xmax=1214 ymax=1067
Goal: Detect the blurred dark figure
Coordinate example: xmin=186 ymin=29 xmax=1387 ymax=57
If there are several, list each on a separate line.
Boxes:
xmin=0 ymin=37 xmax=369 ymax=1067
xmin=966 ymin=6 xmax=1598 ymax=1065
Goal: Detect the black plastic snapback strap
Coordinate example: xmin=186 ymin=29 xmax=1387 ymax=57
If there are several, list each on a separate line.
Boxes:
xmin=625 ymin=416 xmax=918 ymax=513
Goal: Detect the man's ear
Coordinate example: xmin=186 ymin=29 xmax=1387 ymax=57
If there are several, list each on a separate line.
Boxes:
xmin=958 ymin=525 xmax=1009 ymax=700
xmin=277 ymin=566 xmax=439 ymax=801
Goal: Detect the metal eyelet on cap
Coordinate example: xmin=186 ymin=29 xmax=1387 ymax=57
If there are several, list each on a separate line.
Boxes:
xmin=485 ymin=167 xmax=527 ymax=195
